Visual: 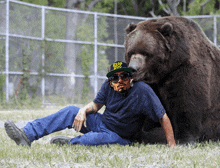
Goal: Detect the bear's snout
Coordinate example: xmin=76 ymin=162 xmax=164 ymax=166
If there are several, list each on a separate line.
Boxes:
xmin=128 ymin=54 xmax=145 ymax=72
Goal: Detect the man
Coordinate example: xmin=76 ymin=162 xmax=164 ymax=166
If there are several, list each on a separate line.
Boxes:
xmin=4 ymin=61 xmax=177 ymax=148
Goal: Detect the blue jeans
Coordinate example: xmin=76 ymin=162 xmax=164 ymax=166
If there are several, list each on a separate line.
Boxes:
xmin=23 ymin=106 xmax=132 ymax=146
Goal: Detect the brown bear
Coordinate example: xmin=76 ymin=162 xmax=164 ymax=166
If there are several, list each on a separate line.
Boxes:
xmin=124 ymin=16 xmax=220 ymax=144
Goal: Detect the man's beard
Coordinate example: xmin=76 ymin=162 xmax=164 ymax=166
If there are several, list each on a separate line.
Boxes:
xmin=118 ymin=88 xmax=129 ymax=95
xmin=117 ymin=79 xmax=133 ymax=96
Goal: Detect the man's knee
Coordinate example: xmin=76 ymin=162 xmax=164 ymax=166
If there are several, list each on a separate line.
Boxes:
xmin=63 ymin=106 xmax=80 ymax=116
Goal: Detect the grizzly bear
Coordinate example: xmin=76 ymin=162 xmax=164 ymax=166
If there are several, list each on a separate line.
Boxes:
xmin=124 ymin=16 xmax=220 ymax=144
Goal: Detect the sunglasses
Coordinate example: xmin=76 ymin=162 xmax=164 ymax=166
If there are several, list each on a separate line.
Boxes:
xmin=109 ymin=72 xmax=130 ymax=83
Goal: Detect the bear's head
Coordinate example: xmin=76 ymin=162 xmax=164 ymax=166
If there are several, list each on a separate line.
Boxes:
xmin=124 ymin=17 xmax=201 ymax=84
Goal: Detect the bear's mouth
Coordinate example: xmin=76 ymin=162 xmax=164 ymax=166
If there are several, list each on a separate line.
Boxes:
xmin=128 ymin=53 xmax=147 ymax=81
xmin=130 ymin=69 xmax=139 ymax=81
xmin=129 ymin=63 xmax=147 ymax=81
xmin=131 ymin=70 xmax=146 ymax=82
xmin=131 ymin=70 xmax=158 ymax=84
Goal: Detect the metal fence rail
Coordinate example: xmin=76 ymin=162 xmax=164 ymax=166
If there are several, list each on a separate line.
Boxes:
xmin=0 ymin=0 xmax=220 ymax=105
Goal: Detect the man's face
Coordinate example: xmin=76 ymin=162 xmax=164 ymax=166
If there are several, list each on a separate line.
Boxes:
xmin=110 ymin=71 xmax=131 ymax=93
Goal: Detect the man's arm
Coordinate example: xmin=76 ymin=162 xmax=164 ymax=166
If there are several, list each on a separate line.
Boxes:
xmin=159 ymin=113 xmax=178 ymax=148
xmin=72 ymin=101 xmax=103 ymax=132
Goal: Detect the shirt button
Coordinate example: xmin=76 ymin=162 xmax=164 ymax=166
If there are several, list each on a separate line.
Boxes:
xmin=161 ymin=111 xmax=164 ymax=113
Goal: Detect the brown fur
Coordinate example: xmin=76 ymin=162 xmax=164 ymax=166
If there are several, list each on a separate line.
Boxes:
xmin=124 ymin=16 xmax=220 ymax=144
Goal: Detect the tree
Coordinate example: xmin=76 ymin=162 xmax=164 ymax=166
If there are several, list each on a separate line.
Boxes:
xmin=19 ymin=0 xmax=220 ymax=17
xmin=17 ymin=0 xmax=111 ymax=104
xmin=14 ymin=0 xmax=220 ymax=105
xmin=113 ymin=0 xmax=220 ymax=17
xmin=115 ymin=0 xmax=179 ymax=17
xmin=186 ymin=0 xmax=220 ymax=15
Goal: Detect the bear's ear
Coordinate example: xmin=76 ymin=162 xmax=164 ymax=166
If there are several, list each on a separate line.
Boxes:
xmin=126 ymin=23 xmax=137 ymax=34
xmin=159 ymin=22 xmax=173 ymax=37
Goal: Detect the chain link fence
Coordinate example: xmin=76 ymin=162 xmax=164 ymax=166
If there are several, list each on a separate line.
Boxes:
xmin=0 ymin=0 xmax=220 ymax=105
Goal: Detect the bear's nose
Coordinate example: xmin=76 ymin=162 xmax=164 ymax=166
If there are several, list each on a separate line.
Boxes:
xmin=129 ymin=62 xmax=139 ymax=72
xmin=129 ymin=54 xmax=144 ymax=72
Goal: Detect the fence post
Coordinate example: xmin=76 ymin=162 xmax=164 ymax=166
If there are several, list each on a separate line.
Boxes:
xmin=41 ymin=6 xmax=45 ymax=103
xmin=114 ymin=2 xmax=118 ymax=61
xmin=5 ymin=0 xmax=9 ymax=102
xmin=214 ymin=15 xmax=217 ymax=46
xmin=94 ymin=13 xmax=98 ymax=97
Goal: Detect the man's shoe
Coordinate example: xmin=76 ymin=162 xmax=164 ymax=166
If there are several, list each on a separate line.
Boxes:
xmin=4 ymin=120 xmax=31 ymax=147
xmin=50 ymin=136 xmax=72 ymax=145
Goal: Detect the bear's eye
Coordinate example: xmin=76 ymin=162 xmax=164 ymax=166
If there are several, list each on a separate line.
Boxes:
xmin=127 ymin=52 xmax=133 ymax=58
xmin=140 ymin=52 xmax=153 ymax=58
xmin=147 ymin=53 xmax=153 ymax=58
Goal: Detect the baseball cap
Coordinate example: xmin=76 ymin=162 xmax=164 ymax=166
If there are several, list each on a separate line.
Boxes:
xmin=106 ymin=61 xmax=132 ymax=78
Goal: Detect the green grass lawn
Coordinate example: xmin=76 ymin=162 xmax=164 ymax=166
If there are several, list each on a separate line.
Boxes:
xmin=1 ymin=107 xmax=220 ymax=167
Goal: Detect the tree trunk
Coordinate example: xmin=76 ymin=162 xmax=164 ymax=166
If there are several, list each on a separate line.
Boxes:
xmin=167 ymin=0 xmax=180 ymax=16
xmin=64 ymin=0 xmax=102 ymax=102
xmin=64 ymin=0 xmax=80 ymax=102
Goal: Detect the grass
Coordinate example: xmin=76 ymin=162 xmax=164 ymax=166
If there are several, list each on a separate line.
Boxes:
xmin=0 ymin=107 xmax=66 ymax=122
xmin=1 ymin=108 xmax=220 ymax=167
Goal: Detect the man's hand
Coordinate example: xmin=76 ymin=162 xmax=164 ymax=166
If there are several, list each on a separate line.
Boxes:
xmin=72 ymin=108 xmax=87 ymax=132
xmin=72 ymin=101 xmax=103 ymax=132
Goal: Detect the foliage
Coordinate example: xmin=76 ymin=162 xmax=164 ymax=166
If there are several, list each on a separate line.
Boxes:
xmin=0 ymin=75 xmax=5 ymax=102
xmin=44 ymin=41 xmax=65 ymax=74
xmin=80 ymin=44 xmax=93 ymax=103
xmin=9 ymin=2 xmax=41 ymax=37
xmin=76 ymin=15 xmax=110 ymax=73
xmin=17 ymin=0 xmax=111 ymax=105
xmin=185 ymin=0 xmax=219 ymax=16
xmin=10 ymin=0 xmax=220 ymax=106
xmin=7 ymin=2 xmax=44 ymax=104
xmin=45 ymin=10 xmax=66 ymax=40
xmin=19 ymin=48 xmax=30 ymax=101
xmin=115 ymin=0 xmax=220 ymax=17
xmin=0 ymin=42 xmax=5 ymax=71
xmin=11 ymin=43 xmax=43 ymax=104
xmin=0 ymin=45 xmax=5 ymax=103
xmin=20 ymin=0 xmax=65 ymax=7
xmin=48 ymin=0 xmax=66 ymax=7
xmin=76 ymin=15 xmax=110 ymax=104
xmin=91 ymin=0 xmax=123 ymax=13
xmin=20 ymin=0 xmax=48 ymax=6
xmin=30 ymin=58 xmax=43 ymax=99
xmin=44 ymin=10 xmax=66 ymax=74
xmin=18 ymin=0 xmax=220 ymax=17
